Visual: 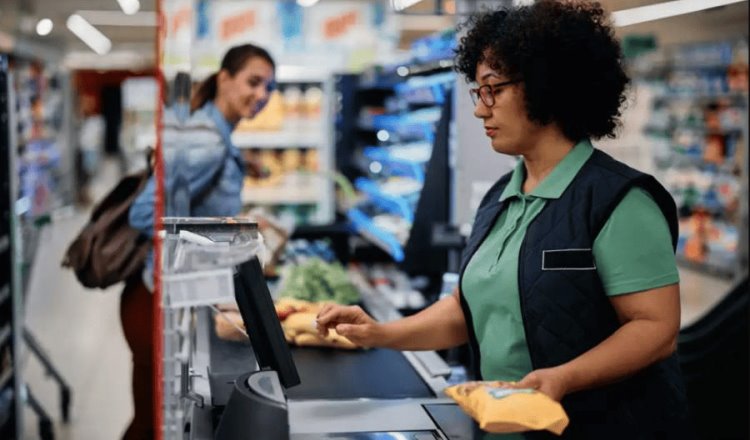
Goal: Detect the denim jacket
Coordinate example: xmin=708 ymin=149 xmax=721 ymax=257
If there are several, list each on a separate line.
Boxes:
xmin=128 ymin=102 xmax=245 ymax=287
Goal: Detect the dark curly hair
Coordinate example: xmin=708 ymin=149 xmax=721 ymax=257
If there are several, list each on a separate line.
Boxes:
xmin=455 ymin=0 xmax=630 ymax=140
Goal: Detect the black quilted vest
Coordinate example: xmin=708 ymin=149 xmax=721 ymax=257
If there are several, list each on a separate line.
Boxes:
xmin=458 ymin=150 xmax=691 ymax=439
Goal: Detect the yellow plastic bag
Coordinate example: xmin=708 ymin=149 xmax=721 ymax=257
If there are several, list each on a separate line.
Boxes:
xmin=444 ymin=381 xmax=569 ymax=435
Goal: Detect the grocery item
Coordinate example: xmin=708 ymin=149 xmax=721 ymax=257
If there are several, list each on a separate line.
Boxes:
xmin=280 ymin=310 xmax=357 ymax=350
xmin=445 ymin=381 xmax=569 ymax=435
xmin=214 ymin=309 xmax=247 ymax=342
xmin=236 ymin=90 xmax=285 ymax=131
xmin=277 ymin=258 xmax=360 ymax=305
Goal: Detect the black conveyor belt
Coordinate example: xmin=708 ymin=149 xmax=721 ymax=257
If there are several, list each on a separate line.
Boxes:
xmin=206 ymin=310 xmax=434 ymax=405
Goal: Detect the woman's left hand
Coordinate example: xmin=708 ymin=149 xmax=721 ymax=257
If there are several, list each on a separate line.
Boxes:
xmin=512 ymin=367 xmax=572 ymax=402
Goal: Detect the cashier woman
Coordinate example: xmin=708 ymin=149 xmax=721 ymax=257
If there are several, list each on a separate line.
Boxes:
xmin=125 ymin=44 xmax=275 ymax=439
xmin=317 ymin=2 xmax=689 ymax=438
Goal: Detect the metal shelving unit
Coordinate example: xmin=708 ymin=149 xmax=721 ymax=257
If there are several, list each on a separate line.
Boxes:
xmin=340 ymin=58 xmax=455 ymax=263
xmin=0 ymin=53 xmax=22 ymax=440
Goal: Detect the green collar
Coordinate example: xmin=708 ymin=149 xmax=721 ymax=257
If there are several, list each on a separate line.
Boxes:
xmin=499 ymin=139 xmax=594 ymax=202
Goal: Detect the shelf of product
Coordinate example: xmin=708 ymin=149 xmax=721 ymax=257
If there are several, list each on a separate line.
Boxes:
xmin=347 ymin=206 xmax=407 ymax=262
xmin=232 ymin=131 xmax=326 ymax=149
xmin=351 ymin=83 xmax=453 ymax=260
xmin=639 ymin=40 xmax=748 ymax=278
xmin=0 ymin=56 xmax=19 ymax=438
xmin=232 ymin=79 xmax=334 ymax=226
xmin=12 ymin=60 xmax=66 ymax=221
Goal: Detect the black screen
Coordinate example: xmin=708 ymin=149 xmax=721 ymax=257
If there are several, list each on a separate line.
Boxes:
xmin=233 ymin=257 xmax=301 ymax=389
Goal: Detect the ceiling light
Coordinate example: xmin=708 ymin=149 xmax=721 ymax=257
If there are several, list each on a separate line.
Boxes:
xmin=297 ymin=0 xmax=320 ymax=6
xmin=36 ymin=18 xmax=53 ymax=36
xmin=77 ymin=10 xmax=156 ymax=26
xmin=391 ymin=0 xmax=423 ymax=12
xmin=613 ymin=0 xmax=747 ymax=27
xmin=117 ymin=0 xmax=141 ymax=15
xmin=67 ymin=14 xmax=112 ymax=55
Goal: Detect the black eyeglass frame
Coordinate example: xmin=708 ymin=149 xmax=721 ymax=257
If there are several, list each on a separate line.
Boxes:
xmin=469 ymin=79 xmax=521 ymax=107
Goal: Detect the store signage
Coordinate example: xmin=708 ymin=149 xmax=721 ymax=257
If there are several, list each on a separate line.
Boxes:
xmin=163 ymin=0 xmax=193 ymax=79
xmin=211 ymin=1 xmax=275 ymax=48
xmin=323 ymin=11 xmax=359 ymax=40
xmin=220 ymin=10 xmax=256 ymax=42
xmin=171 ymin=5 xmax=192 ymax=36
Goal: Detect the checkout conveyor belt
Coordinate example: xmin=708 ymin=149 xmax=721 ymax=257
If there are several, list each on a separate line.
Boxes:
xmin=192 ymin=308 xmax=481 ymax=439
xmin=205 ymin=308 xmax=435 ymax=406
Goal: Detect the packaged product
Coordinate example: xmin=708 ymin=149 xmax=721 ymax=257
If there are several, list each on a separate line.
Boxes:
xmin=445 ymin=381 xmax=569 ymax=435
xmin=213 ymin=298 xmax=358 ymax=349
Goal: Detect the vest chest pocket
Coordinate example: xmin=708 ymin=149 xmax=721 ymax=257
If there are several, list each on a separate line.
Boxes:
xmin=542 ymin=248 xmax=596 ymax=270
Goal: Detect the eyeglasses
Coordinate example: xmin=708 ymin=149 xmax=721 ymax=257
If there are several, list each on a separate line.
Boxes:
xmin=469 ymin=79 xmax=520 ymax=107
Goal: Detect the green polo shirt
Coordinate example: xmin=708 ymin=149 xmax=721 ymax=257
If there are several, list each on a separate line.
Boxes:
xmin=462 ymin=139 xmax=680 ymax=386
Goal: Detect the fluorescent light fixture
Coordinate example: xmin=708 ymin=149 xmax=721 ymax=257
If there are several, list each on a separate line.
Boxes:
xmin=36 ymin=18 xmax=53 ymax=36
xmin=391 ymin=0 xmax=423 ymax=12
xmin=77 ymin=10 xmax=156 ymax=26
xmin=613 ymin=0 xmax=747 ymax=27
xmin=117 ymin=0 xmax=140 ymax=15
xmin=297 ymin=0 xmax=320 ymax=6
xmin=67 ymin=14 xmax=112 ymax=55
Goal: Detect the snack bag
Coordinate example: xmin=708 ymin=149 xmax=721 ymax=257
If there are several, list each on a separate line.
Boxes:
xmin=444 ymin=381 xmax=569 ymax=435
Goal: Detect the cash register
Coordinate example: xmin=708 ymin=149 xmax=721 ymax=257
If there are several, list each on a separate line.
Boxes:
xmin=167 ymin=218 xmax=478 ymax=439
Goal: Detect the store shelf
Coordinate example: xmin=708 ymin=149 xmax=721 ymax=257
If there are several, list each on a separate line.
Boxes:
xmin=653 ymin=92 xmax=747 ymax=104
xmin=232 ymin=131 xmax=326 ymax=149
xmin=354 ymin=178 xmax=414 ymax=222
xmin=347 ymin=208 xmax=405 ymax=262
xmin=241 ymin=184 xmax=322 ymax=205
xmin=363 ymin=148 xmax=427 ymax=181
xmin=645 ymin=125 xmax=745 ymax=136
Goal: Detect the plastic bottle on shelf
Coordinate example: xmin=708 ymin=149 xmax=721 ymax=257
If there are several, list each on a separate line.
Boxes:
xmin=281 ymin=149 xmax=303 ymax=187
xmin=303 ymin=86 xmax=324 ymax=131
xmin=282 ymin=85 xmax=303 ymax=132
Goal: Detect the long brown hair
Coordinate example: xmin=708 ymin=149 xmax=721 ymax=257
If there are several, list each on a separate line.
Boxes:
xmin=191 ymin=43 xmax=275 ymax=112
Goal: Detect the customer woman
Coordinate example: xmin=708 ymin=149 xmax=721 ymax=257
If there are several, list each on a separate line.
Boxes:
xmin=317 ymin=2 xmax=688 ymax=438
xmin=124 ymin=44 xmax=275 ymax=439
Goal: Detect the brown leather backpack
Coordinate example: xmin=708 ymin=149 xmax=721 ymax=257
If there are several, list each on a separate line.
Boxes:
xmin=62 ymin=170 xmax=152 ymax=289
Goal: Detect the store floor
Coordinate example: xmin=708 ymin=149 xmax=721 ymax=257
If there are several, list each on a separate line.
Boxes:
xmin=21 ymin=157 xmax=132 ymax=440
xmin=19 ymin=159 xmax=734 ymax=439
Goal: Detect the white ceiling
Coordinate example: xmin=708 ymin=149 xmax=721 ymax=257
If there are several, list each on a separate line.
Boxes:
xmin=0 ymin=0 xmax=156 ymax=52
xmin=0 ymin=0 xmax=747 ymax=66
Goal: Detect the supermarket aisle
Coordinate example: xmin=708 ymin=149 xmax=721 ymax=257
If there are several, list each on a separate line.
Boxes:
xmin=15 ymin=159 xmax=732 ymax=439
xmin=21 ymin=158 xmax=131 ymax=440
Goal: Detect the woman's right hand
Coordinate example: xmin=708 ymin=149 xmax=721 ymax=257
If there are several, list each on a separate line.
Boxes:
xmin=315 ymin=304 xmax=384 ymax=348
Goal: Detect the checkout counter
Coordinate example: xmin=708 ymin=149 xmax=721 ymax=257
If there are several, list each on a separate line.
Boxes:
xmin=161 ymin=218 xmax=481 ymax=439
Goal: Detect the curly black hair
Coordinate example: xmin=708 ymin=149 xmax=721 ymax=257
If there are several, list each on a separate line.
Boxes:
xmin=455 ymin=0 xmax=630 ymax=140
